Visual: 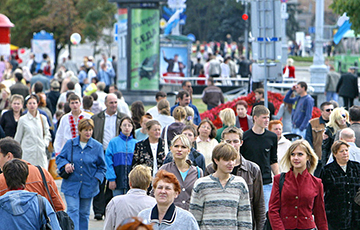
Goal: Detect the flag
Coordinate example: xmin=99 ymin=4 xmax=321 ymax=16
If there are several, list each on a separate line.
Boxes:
xmin=333 ymin=13 xmax=352 ymax=44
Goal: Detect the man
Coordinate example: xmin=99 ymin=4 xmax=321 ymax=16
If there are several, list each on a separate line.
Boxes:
xmin=193 ymin=58 xmax=203 ymax=76
xmin=27 ymin=53 xmax=37 ymax=75
xmin=46 ymin=80 xmax=61 ymax=115
xmin=30 ymin=69 xmax=50 ymax=92
xmin=170 ymin=91 xmax=201 ymax=125
xmin=325 ymin=65 xmax=340 ymax=102
xmin=205 ymin=127 xmax=265 ymax=230
xmin=103 ymin=165 xmax=156 ymax=230
xmin=189 ymin=143 xmax=253 ymax=229
xmin=10 ymin=72 xmax=29 ymax=99
xmin=162 ymin=50 xmax=185 ymax=73
xmin=327 ymin=128 xmax=360 ymax=164
xmin=0 ymin=137 xmax=65 ymax=212
xmin=92 ymin=93 xmax=127 ymax=220
xmin=98 ymin=62 xmax=115 ymax=87
xmin=240 ymin=105 xmax=279 ymax=211
xmin=96 ymin=82 xmax=108 ymax=109
xmin=201 ymin=77 xmax=224 ymax=110
xmin=9 ymin=54 xmax=19 ymax=72
xmin=208 ymin=54 xmax=221 ymax=78
xmin=337 ymin=66 xmax=359 ymax=110
xmin=182 ymin=80 xmax=193 ymax=101
xmin=147 ymin=91 xmax=167 ymax=118
xmin=54 ymin=94 xmax=91 ymax=155
xmin=56 ymin=81 xmax=82 ymax=108
xmin=335 ymin=105 xmax=360 ymax=147
xmin=284 ymin=81 xmax=314 ymax=138
xmin=250 ymin=88 xmax=275 ymax=119
xmin=305 ymin=102 xmax=333 ymax=176
xmin=64 ymin=55 xmax=78 ymax=74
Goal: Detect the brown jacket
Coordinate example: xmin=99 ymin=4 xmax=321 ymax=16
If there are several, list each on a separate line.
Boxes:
xmin=0 ymin=160 xmax=65 ymax=211
xmin=205 ymin=155 xmax=265 ymax=230
xmin=309 ymin=118 xmax=326 ymax=159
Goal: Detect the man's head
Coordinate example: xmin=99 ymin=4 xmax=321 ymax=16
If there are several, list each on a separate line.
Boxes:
xmin=67 ymin=81 xmax=75 ymax=91
xmin=174 ymin=54 xmax=179 ymax=62
xmin=109 ymin=85 xmax=118 ymax=94
xmin=129 ymin=165 xmax=152 ymax=190
xmin=349 ymin=105 xmax=360 ymax=123
xmin=320 ymin=102 xmax=333 ymax=121
xmin=14 ymin=72 xmax=23 ymax=82
xmin=295 ymin=81 xmax=307 ymax=95
xmin=212 ymin=143 xmax=237 ymax=171
xmin=340 ymin=128 xmax=356 ymax=143
xmin=177 ymin=91 xmax=190 ymax=107
xmin=105 ymin=93 xmax=118 ymax=115
xmin=33 ymin=81 xmax=44 ymax=94
xmin=68 ymin=94 xmax=81 ymax=113
xmin=50 ymin=80 xmax=60 ymax=91
xmin=254 ymin=88 xmax=264 ymax=101
xmin=3 ymin=159 xmax=28 ymax=190
xmin=181 ymin=81 xmax=192 ymax=94
xmin=221 ymin=127 xmax=243 ymax=153
xmin=252 ymin=105 xmax=270 ymax=129
xmin=97 ymin=82 xmax=106 ymax=92
xmin=82 ymin=95 xmax=93 ymax=110
xmin=207 ymin=77 xmax=214 ymax=86
xmin=155 ymin=91 xmax=167 ymax=102
xmin=0 ymin=137 xmax=22 ymax=170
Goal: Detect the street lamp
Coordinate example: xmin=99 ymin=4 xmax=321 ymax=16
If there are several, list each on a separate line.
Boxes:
xmin=237 ymin=0 xmax=251 ymax=59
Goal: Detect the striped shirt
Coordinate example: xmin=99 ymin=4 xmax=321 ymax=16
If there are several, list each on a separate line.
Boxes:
xmin=189 ymin=175 xmax=252 ymax=230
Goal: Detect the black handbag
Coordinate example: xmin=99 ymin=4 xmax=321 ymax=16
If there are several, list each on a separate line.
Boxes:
xmin=38 ymin=194 xmax=53 ymax=230
xmin=36 ymin=166 xmax=75 ymax=230
xmin=57 ymin=140 xmax=73 ymax=179
xmin=263 ymin=173 xmax=286 ymax=230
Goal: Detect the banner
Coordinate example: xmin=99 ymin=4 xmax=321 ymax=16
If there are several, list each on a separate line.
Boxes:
xmin=131 ymin=9 xmax=159 ymax=91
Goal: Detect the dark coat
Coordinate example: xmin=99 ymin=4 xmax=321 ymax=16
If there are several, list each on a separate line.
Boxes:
xmin=337 ymin=72 xmax=359 ymax=98
xmin=320 ymin=160 xmax=360 ymax=230
xmin=163 ymin=57 xmax=185 ymax=73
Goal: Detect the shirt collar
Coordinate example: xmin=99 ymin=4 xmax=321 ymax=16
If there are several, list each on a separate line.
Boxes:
xmin=196 ymin=136 xmax=211 ymax=143
xmin=105 ymin=111 xmax=117 ymax=117
xmin=150 ymin=203 xmax=176 ymax=225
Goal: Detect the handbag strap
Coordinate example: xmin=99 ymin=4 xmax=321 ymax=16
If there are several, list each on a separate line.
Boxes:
xmin=279 ymin=172 xmax=285 ymax=195
xmin=37 ymin=194 xmax=51 ymax=227
xmin=70 ymin=139 xmax=73 ymax=163
xmin=36 ymin=165 xmax=56 ymax=210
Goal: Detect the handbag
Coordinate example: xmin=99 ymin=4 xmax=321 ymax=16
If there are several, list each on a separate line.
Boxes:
xmin=57 ymin=140 xmax=73 ymax=179
xmin=263 ymin=173 xmax=286 ymax=230
xmin=37 ymin=194 xmax=53 ymax=230
xmin=36 ymin=166 xmax=75 ymax=230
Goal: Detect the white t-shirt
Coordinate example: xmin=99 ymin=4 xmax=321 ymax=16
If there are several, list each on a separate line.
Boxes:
xmin=150 ymin=142 xmax=158 ymax=177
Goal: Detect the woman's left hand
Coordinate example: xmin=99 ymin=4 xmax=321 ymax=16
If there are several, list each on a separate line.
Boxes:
xmin=65 ymin=163 xmax=74 ymax=173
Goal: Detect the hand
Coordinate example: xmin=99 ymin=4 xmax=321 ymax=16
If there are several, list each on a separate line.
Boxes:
xmin=324 ymin=92 xmax=327 ymax=96
xmin=65 ymin=163 xmax=74 ymax=173
xmin=109 ymin=181 xmax=117 ymax=190
xmin=291 ymin=85 xmax=297 ymax=90
xmin=323 ymin=132 xmax=329 ymax=140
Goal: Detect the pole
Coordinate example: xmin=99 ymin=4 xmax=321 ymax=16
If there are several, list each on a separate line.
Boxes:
xmin=281 ymin=3 xmax=288 ymax=65
xmin=244 ymin=2 xmax=249 ymax=60
xmin=262 ymin=0 xmax=268 ymax=108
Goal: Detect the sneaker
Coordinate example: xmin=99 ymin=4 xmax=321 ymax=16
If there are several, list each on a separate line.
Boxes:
xmin=94 ymin=214 xmax=103 ymax=220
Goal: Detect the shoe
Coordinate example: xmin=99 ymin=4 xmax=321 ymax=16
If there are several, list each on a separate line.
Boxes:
xmin=94 ymin=214 xmax=103 ymax=220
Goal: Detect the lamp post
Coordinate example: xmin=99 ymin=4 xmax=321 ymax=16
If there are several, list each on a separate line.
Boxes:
xmin=237 ymin=0 xmax=250 ymax=59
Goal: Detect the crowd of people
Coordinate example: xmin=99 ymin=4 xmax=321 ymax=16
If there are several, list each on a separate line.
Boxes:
xmin=0 ymin=51 xmax=360 ymax=230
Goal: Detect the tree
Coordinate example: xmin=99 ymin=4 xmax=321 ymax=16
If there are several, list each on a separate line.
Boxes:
xmin=286 ymin=3 xmax=301 ymax=41
xmin=331 ymin=0 xmax=360 ymax=34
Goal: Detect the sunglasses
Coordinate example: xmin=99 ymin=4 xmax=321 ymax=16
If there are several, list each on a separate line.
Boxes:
xmin=342 ymin=114 xmax=346 ymax=118
xmin=325 ymin=109 xmax=333 ymax=112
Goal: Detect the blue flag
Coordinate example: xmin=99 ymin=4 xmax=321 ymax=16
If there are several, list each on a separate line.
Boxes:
xmin=334 ymin=19 xmax=352 ymax=44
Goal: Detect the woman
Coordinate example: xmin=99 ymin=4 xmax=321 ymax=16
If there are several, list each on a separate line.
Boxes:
xmin=37 ymin=92 xmax=54 ymax=128
xmin=183 ymin=105 xmax=196 ymax=128
xmin=131 ymin=101 xmax=145 ymax=129
xmin=269 ymin=140 xmax=328 ymax=230
xmin=138 ymin=170 xmax=199 ymax=229
xmin=273 ymin=101 xmax=292 ymax=133
xmin=154 ymin=99 xmax=175 ymax=129
xmin=235 ymin=100 xmax=253 ymax=132
xmin=283 ymin=58 xmax=295 ymax=78
xmin=320 ymin=140 xmax=360 ymax=230
xmin=56 ymin=118 xmax=105 ymax=230
xmin=106 ymin=117 xmax=138 ymax=196
xmin=158 ymin=134 xmax=203 ymax=210
xmin=161 ymin=106 xmax=186 ymax=143
xmin=269 ymin=120 xmax=292 ymax=172
xmin=0 ymin=87 xmax=10 ymax=114
xmin=0 ymin=94 xmax=24 ymax=137
xmin=215 ymin=108 xmax=236 ymax=142
xmin=14 ymin=94 xmax=51 ymax=169
xmin=196 ymin=119 xmax=218 ymax=166
xmin=135 ymin=113 xmax=153 ymax=141
xmin=322 ymin=107 xmax=350 ymax=165
xmin=132 ymin=120 xmax=166 ymax=177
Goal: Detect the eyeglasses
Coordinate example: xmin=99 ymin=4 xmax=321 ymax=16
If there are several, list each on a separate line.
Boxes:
xmin=224 ymin=139 xmax=241 ymax=144
xmin=342 ymin=114 xmax=346 ymax=118
xmin=325 ymin=109 xmax=333 ymax=112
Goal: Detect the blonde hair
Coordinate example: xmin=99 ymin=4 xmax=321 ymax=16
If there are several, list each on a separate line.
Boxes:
xmin=327 ymin=107 xmax=349 ymax=134
xmin=219 ymin=108 xmax=236 ymax=126
xmin=287 ymin=58 xmax=294 ymax=66
xmin=280 ymin=139 xmax=318 ymax=174
xmin=173 ymin=106 xmax=186 ymax=121
xmin=129 ymin=165 xmax=152 ymax=190
xmin=171 ymin=134 xmax=192 ymax=149
xmin=184 ymin=106 xmax=194 ymax=125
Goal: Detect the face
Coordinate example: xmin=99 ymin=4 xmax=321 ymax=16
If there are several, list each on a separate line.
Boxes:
xmin=183 ymin=82 xmax=192 ymax=93
xmin=223 ymin=133 xmax=242 ymax=153
xmin=11 ymin=99 xmax=23 ymax=112
xmin=26 ymin=98 xmax=38 ymax=112
xmin=290 ymin=146 xmax=309 ymax=172
xmin=179 ymin=95 xmax=190 ymax=106
xmin=174 ymin=55 xmax=179 ymax=62
xmin=321 ymin=105 xmax=333 ymax=121
xmin=121 ymin=119 xmax=133 ymax=136
xmin=236 ymin=104 xmax=247 ymax=118
xmin=2 ymin=90 xmax=9 ymax=99
xmin=295 ymin=84 xmax=305 ymax=95
xmin=154 ymin=180 xmax=179 ymax=206
xmin=182 ymin=129 xmax=195 ymax=143
xmin=254 ymin=114 xmax=270 ymax=129
xmin=148 ymin=124 xmax=161 ymax=139
xmin=79 ymin=127 xmax=93 ymax=141
xmin=141 ymin=117 xmax=150 ymax=130
xmin=69 ymin=99 xmax=81 ymax=113
xmin=105 ymin=95 xmax=118 ymax=115
xmin=199 ymin=122 xmax=212 ymax=138
xmin=0 ymin=152 xmax=12 ymax=170
xmin=337 ymin=112 xmax=347 ymax=126
xmin=334 ymin=144 xmax=349 ymax=165
xmin=171 ymin=139 xmax=190 ymax=161
xmin=109 ymin=86 xmax=116 ymax=93
xmin=254 ymin=92 xmax=262 ymax=101
xmin=270 ymin=124 xmax=283 ymax=140
xmin=214 ymin=158 xmax=236 ymax=174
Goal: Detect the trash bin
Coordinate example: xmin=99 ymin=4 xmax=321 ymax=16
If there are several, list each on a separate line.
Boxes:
xmin=167 ymin=92 xmax=177 ymax=107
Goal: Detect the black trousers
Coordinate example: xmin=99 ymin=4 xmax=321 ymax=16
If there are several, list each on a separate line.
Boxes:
xmin=342 ymin=96 xmax=354 ymax=110
xmin=92 ymin=179 xmax=113 ymax=215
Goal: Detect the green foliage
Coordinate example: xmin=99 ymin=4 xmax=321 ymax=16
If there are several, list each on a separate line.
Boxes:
xmin=331 ymin=0 xmax=360 ymax=34
xmin=286 ymin=3 xmax=301 ymax=41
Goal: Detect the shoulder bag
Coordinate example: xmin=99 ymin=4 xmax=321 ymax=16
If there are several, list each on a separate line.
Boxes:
xmin=57 ymin=139 xmax=73 ymax=179
xmin=38 ymin=194 xmax=53 ymax=230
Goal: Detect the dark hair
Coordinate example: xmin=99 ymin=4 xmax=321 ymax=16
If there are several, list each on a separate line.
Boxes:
xmin=297 ymin=81 xmax=307 ymax=91
xmin=67 ymin=81 xmax=75 ymax=90
xmin=254 ymin=88 xmax=264 ymax=96
xmin=120 ymin=117 xmax=136 ymax=138
xmin=131 ymin=101 xmax=145 ymax=124
xmin=66 ymin=92 xmax=75 ymax=101
xmin=64 ymin=102 xmax=71 ymax=113
xmin=14 ymin=72 xmax=23 ymax=82
xmin=25 ymin=94 xmax=39 ymax=104
xmin=331 ymin=140 xmax=350 ymax=158
xmin=349 ymin=105 xmax=360 ymax=122
xmin=181 ymin=80 xmax=191 ymax=87
xmin=82 ymin=96 xmax=93 ymax=110
xmin=177 ymin=90 xmax=189 ymax=100
xmin=182 ymin=125 xmax=198 ymax=137
xmin=110 ymin=84 xmax=118 ymax=91
xmin=212 ymin=143 xmax=237 ymax=170
xmin=0 ymin=137 xmax=22 ymax=159
xmin=197 ymin=118 xmax=217 ymax=139
xmin=33 ymin=81 xmax=44 ymax=94
xmin=3 ymin=159 xmax=29 ymax=190
xmin=235 ymin=100 xmax=248 ymax=109
xmin=140 ymin=113 xmax=153 ymax=123
xmin=90 ymin=92 xmax=98 ymax=101
xmin=146 ymin=120 xmax=161 ymax=131
xmin=155 ymin=91 xmax=167 ymax=100
xmin=320 ymin=102 xmax=333 ymax=111
xmin=114 ymin=91 xmax=122 ymax=99
xmin=221 ymin=126 xmax=243 ymax=141
xmin=68 ymin=94 xmax=80 ymax=103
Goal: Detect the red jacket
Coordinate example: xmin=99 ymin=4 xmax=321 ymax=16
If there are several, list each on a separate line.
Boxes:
xmin=269 ymin=169 xmax=328 ymax=230
xmin=283 ymin=65 xmax=295 ymax=78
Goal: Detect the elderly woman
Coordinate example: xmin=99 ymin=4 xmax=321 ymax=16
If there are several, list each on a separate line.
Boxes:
xmin=138 ymin=170 xmax=199 ymax=229
xmin=320 ymin=140 xmax=360 ymax=230
xmin=215 ymin=108 xmax=236 ymax=142
xmin=196 ymin=118 xmax=218 ymax=166
xmin=322 ymin=107 xmax=350 ymax=165
xmin=235 ymin=100 xmax=253 ymax=132
xmin=56 ymin=118 xmax=106 ymax=230
xmin=269 ymin=140 xmax=328 ymax=230
xmin=158 ymin=134 xmax=203 ymax=210
xmin=0 ymin=94 xmax=24 ymax=137
xmin=14 ymin=94 xmax=51 ymax=169
xmin=269 ymin=120 xmax=292 ymax=172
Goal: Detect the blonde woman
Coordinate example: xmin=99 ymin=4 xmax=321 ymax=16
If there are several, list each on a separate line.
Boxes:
xmin=322 ymin=107 xmax=349 ymax=165
xmin=269 ymin=140 xmax=327 ymax=230
xmin=183 ymin=105 xmax=196 ymax=128
xmin=155 ymin=99 xmax=175 ymax=128
xmin=161 ymin=106 xmax=186 ymax=143
xmin=215 ymin=108 xmax=236 ymax=142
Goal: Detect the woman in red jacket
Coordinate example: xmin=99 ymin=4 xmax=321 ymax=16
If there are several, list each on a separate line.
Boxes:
xmin=269 ymin=139 xmax=328 ymax=230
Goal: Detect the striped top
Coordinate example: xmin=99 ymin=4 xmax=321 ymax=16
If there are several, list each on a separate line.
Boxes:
xmin=189 ymin=175 xmax=253 ymax=230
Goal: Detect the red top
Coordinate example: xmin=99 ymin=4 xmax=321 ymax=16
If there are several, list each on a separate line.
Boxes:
xmin=269 ymin=169 xmax=328 ymax=230
xmin=238 ymin=116 xmax=249 ymax=132
xmin=283 ymin=66 xmax=295 ymax=78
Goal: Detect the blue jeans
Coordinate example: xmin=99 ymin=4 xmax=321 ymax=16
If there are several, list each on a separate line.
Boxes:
xmin=326 ymin=91 xmax=338 ymax=102
xmin=263 ymin=183 xmax=273 ymax=212
xmin=112 ymin=189 xmax=127 ymax=196
xmin=292 ymin=127 xmax=306 ymax=139
xmin=65 ymin=195 xmax=92 ymax=230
